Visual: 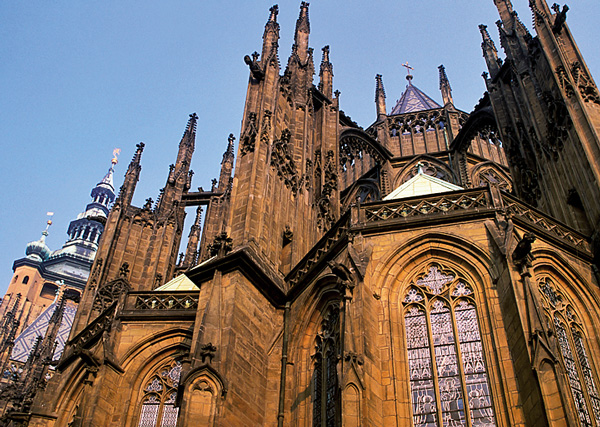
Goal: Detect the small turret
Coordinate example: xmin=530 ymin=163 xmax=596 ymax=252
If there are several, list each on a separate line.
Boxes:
xmin=318 ymin=46 xmax=333 ymax=99
xmin=375 ymin=74 xmax=387 ymax=120
xmin=438 ymin=65 xmax=454 ymax=106
xmin=25 ymin=216 xmax=52 ymax=262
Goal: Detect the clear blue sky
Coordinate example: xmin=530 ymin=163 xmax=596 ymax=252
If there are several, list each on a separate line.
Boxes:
xmin=1 ymin=1 xmax=598 ymax=294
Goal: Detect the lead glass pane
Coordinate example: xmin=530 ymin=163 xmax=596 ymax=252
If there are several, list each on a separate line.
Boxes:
xmin=405 ymin=307 xmax=438 ymax=427
xmin=455 ymin=301 xmax=496 ymax=427
xmin=160 ymin=405 xmax=179 ymax=427
xmin=573 ymin=331 xmax=600 ymax=425
xmin=138 ymin=400 xmax=159 ymax=427
xmin=555 ymin=319 xmax=592 ymax=427
xmin=313 ymin=361 xmax=322 ymax=427
xmin=431 ymin=300 xmax=466 ymax=426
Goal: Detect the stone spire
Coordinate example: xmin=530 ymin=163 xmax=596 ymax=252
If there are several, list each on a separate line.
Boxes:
xmin=157 ymin=113 xmax=197 ymax=214
xmin=183 ymin=206 xmax=203 ymax=268
xmin=293 ymin=2 xmax=311 ymax=63
xmin=218 ymin=134 xmax=235 ymax=193
xmin=318 ymin=45 xmax=333 ymax=99
xmin=375 ymin=74 xmax=387 ymax=120
xmin=438 ymin=65 xmax=454 ymax=106
xmin=261 ymin=5 xmax=280 ymax=65
xmin=479 ymin=24 xmax=501 ymax=79
xmin=116 ymin=142 xmax=144 ymax=208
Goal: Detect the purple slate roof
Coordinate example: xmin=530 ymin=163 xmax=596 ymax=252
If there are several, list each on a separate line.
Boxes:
xmin=10 ymin=301 xmax=77 ymax=363
xmin=390 ymin=80 xmax=441 ymax=115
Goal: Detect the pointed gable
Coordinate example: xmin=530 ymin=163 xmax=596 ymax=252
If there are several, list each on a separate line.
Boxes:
xmin=384 ymin=166 xmax=462 ymax=200
xmin=154 ymin=273 xmax=198 ymax=291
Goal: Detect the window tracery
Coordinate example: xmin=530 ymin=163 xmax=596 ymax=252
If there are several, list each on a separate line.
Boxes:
xmin=313 ymin=303 xmax=340 ymax=427
xmin=403 ymin=265 xmax=496 ymax=427
xmin=137 ymin=360 xmax=182 ymax=427
xmin=538 ymin=277 xmax=600 ymax=426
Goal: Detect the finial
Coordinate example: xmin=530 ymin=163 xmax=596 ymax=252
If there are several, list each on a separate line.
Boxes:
xmin=186 ymin=113 xmax=198 ymax=135
xmin=296 ymin=2 xmax=310 ymax=33
xmin=402 ymin=62 xmax=414 ymax=83
xmin=111 ymin=148 xmax=121 ymax=166
xmin=269 ymin=5 xmax=278 ymax=22
xmin=321 ymin=45 xmax=330 ymax=63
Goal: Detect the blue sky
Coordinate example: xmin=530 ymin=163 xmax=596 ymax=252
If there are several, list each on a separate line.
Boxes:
xmin=1 ymin=1 xmax=598 ymax=293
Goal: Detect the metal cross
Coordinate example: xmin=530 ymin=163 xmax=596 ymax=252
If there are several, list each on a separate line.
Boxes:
xmin=402 ymin=62 xmax=414 ymax=75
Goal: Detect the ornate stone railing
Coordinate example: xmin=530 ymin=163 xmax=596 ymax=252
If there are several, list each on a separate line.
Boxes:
xmin=361 ymin=188 xmax=492 ymax=223
xmin=127 ymin=291 xmax=199 ymax=311
xmin=502 ymin=193 xmax=590 ymax=251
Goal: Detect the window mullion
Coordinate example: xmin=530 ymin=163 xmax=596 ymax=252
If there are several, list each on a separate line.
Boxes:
xmin=426 ymin=300 xmax=444 ymax=425
xmin=450 ymin=300 xmax=473 ymax=427
xmin=568 ymin=325 xmax=599 ymax=427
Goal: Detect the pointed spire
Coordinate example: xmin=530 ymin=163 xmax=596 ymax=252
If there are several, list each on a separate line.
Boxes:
xmin=375 ymin=74 xmax=387 ymax=119
xmin=117 ymin=142 xmax=144 ymax=208
xmin=218 ymin=134 xmax=236 ymax=192
xmin=438 ymin=65 xmax=454 ymax=106
xmin=318 ymin=45 xmax=333 ymax=98
xmin=293 ymin=2 xmax=311 ymax=62
xmin=183 ymin=206 xmax=203 ymax=268
xmin=479 ymin=24 xmax=501 ymax=78
xmin=493 ymin=0 xmax=516 ymax=29
xmin=261 ymin=5 xmax=280 ymax=64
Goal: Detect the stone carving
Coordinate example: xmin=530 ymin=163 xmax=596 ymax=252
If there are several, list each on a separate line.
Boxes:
xmin=208 ymin=232 xmax=233 ymax=257
xmin=512 ymin=232 xmax=536 ymax=270
xmin=542 ymin=91 xmax=572 ymax=160
xmin=555 ymin=65 xmax=575 ymax=98
xmin=92 ymin=277 xmax=130 ymax=312
xmin=240 ymin=113 xmax=258 ymax=156
xmin=244 ymin=51 xmax=264 ymax=81
xmin=317 ymin=151 xmax=337 ymax=230
xmin=271 ymin=128 xmax=301 ymax=195
xmin=551 ymin=3 xmax=569 ymax=34
xmin=200 ymin=343 xmax=217 ymax=364
xmin=571 ymin=62 xmax=600 ymax=105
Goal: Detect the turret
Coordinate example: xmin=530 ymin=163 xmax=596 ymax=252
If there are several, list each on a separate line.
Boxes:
xmin=375 ymin=74 xmax=387 ymax=120
xmin=318 ymin=45 xmax=333 ymax=99
xmin=116 ymin=142 xmax=144 ymax=208
xmin=438 ymin=65 xmax=454 ymax=106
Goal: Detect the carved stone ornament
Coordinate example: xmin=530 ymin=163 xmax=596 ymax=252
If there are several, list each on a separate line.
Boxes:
xmin=316 ymin=150 xmax=338 ymax=230
xmin=240 ymin=112 xmax=258 ymax=156
xmin=92 ymin=277 xmax=131 ymax=312
xmin=271 ymin=128 xmax=301 ymax=195
xmin=200 ymin=343 xmax=217 ymax=364
xmin=512 ymin=232 xmax=536 ymax=270
xmin=571 ymin=62 xmax=600 ymax=105
xmin=208 ymin=232 xmax=233 ymax=257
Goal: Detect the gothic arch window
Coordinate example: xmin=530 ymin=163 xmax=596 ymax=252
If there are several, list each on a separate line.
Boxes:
xmin=402 ymin=265 xmax=497 ymax=426
xmin=22 ymin=276 xmax=29 ymax=284
xmin=313 ymin=302 xmax=341 ymax=427
xmin=538 ymin=277 xmax=600 ymax=425
xmin=137 ymin=359 xmax=182 ymax=427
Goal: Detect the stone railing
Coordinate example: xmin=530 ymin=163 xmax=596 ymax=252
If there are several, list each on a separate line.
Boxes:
xmin=126 ymin=291 xmax=199 ymax=311
xmin=361 ymin=188 xmax=491 ymax=223
xmin=502 ymin=193 xmax=590 ymax=251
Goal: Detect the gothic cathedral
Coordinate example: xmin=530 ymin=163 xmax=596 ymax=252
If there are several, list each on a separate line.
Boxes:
xmin=2 ymin=1 xmax=600 ymax=426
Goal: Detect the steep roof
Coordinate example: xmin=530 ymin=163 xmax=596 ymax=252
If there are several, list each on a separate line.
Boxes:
xmin=390 ymin=76 xmax=441 ymax=115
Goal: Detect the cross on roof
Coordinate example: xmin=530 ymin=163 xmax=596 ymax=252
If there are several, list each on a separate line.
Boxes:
xmin=402 ymin=62 xmax=414 ymax=75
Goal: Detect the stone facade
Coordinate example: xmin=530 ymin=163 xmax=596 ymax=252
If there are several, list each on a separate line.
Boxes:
xmin=3 ymin=1 xmax=600 ymax=426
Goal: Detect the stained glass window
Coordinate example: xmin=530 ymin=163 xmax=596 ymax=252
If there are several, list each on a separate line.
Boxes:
xmin=137 ymin=360 xmax=182 ymax=427
xmin=538 ymin=278 xmax=600 ymax=427
xmin=403 ymin=265 xmax=497 ymax=427
xmin=313 ymin=304 xmax=340 ymax=427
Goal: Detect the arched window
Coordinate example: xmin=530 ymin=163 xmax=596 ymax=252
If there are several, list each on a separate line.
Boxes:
xmin=22 ymin=276 xmax=29 ymax=284
xmin=137 ymin=360 xmax=182 ymax=427
xmin=402 ymin=265 xmax=496 ymax=426
xmin=313 ymin=303 xmax=340 ymax=427
xmin=539 ymin=277 xmax=600 ymax=425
